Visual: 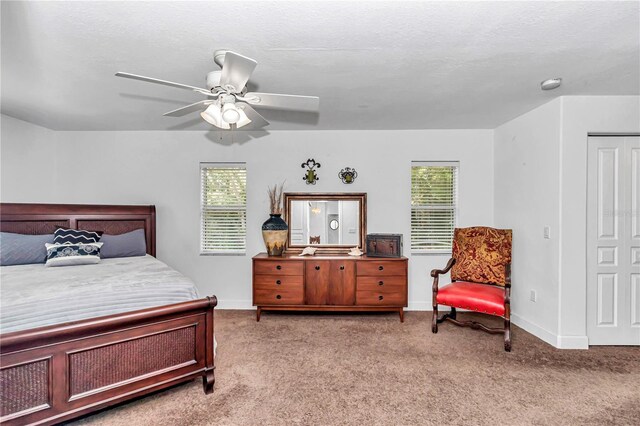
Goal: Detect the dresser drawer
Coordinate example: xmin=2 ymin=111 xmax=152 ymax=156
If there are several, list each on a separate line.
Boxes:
xmin=356 ymin=260 xmax=406 ymax=276
xmin=254 ymin=275 xmax=304 ymax=288
xmin=356 ymin=275 xmax=406 ymax=292
xmin=254 ymin=285 xmax=304 ymax=305
xmin=254 ymin=260 xmax=304 ymax=276
xmin=356 ymin=290 xmax=405 ymax=306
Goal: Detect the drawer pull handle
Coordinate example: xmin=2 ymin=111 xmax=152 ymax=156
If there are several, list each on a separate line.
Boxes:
xmin=276 ymin=295 xmax=282 ymax=300
xmin=378 ymin=266 xmax=384 ymax=271
xmin=378 ymin=295 xmax=384 ymax=301
xmin=340 ymin=265 xmax=345 ymax=270
xmin=276 ymin=280 xmax=281 ymax=285
xmin=276 ymin=265 xmax=282 ymax=270
xmin=315 ymin=266 xmax=320 ymax=270
xmin=378 ymin=280 xmax=384 ymax=286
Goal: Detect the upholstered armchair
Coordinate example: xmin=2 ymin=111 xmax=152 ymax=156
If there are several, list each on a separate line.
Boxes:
xmin=431 ymin=227 xmax=513 ymax=351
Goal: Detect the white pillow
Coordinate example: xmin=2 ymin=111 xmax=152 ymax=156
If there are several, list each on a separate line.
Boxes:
xmin=45 ymin=242 xmax=103 ymax=267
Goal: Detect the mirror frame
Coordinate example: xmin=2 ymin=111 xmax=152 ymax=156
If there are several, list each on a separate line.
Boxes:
xmin=284 ymin=192 xmax=367 ymax=254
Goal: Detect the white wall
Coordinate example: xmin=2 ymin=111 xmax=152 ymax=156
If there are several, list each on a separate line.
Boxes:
xmin=5 ymin=96 xmax=637 ymax=348
xmin=558 ymin=96 xmax=640 ymax=348
xmin=494 ymin=98 xmax=562 ymax=346
xmin=494 ymin=96 xmax=640 ymax=348
xmin=1 ymin=115 xmax=494 ymax=310
xmin=0 ymin=116 xmax=58 ymax=197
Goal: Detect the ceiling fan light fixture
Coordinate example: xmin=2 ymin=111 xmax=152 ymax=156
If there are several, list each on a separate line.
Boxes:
xmin=221 ymin=102 xmax=241 ymax=124
xmin=235 ymin=106 xmax=252 ymax=129
xmin=200 ymin=103 xmax=230 ymax=129
xmin=116 ymin=49 xmax=319 ymax=131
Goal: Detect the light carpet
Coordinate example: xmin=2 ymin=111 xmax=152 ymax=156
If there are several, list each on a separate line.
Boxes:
xmin=72 ymin=310 xmax=640 ymax=425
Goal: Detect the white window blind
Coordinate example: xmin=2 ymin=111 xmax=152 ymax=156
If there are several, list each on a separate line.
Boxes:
xmin=200 ymin=163 xmax=247 ymax=254
xmin=411 ymin=162 xmax=459 ymax=253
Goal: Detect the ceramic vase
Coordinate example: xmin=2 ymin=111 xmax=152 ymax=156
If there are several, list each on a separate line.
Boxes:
xmin=262 ymin=214 xmax=288 ymax=256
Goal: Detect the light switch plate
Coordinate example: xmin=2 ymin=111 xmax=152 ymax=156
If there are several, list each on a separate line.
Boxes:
xmin=544 ymin=226 xmax=551 ymax=239
xmin=530 ymin=290 xmax=537 ymax=302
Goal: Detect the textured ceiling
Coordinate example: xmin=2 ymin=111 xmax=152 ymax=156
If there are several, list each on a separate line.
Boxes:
xmin=1 ymin=1 xmax=638 ymax=131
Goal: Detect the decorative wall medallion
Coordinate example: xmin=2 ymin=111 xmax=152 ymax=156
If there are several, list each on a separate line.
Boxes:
xmin=338 ymin=167 xmax=358 ymax=184
xmin=301 ymin=159 xmax=321 ymax=185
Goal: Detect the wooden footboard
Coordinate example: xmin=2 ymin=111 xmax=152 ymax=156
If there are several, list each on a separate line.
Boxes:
xmin=0 ymin=296 xmax=217 ymax=426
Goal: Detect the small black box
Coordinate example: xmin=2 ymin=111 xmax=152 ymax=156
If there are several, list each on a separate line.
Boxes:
xmin=366 ymin=234 xmax=403 ymax=258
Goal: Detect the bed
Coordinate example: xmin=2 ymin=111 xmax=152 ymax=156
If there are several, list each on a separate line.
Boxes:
xmin=0 ymin=203 xmax=216 ymax=426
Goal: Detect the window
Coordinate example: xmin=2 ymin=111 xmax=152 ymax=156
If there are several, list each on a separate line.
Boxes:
xmin=411 ymin=162 xmax=459 ymax=253
xmin=200 ymin=163 xmax=247 ymax=254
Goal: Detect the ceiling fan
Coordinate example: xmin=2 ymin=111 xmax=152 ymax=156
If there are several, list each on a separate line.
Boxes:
xmin=115 ymin=50 xmax=319 ymax=130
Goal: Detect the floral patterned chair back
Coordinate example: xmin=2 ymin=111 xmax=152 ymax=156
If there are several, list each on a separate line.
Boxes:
xmin=450 ymin=227 xmax=512 ymax=286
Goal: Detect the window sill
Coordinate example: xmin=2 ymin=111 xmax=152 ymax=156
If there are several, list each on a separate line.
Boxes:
xmin=411 ymin=251 xmax=452 ymax=256
xmin=200 ymin=252 xmax=246 ymax=256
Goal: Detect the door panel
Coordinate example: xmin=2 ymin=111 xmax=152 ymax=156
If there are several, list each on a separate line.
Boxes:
xmin=587 ymin=136 xmax=640 ymax=345
xmin=304 ymin=260 xmax=356 ymax=305
xmin=596 ymin=147 xmax=618 ymax=239
xmin=597 ymin=247 xmax=617 ymax=266
xmin=632 ymin=148 xmax=640 ymax=238
xmin=305 ymin=261 xmax=331 ymax=305
xmin=327 ymin=261 xmax=355 ymax=305
xmin=596 ymin=273 xmax=617 ymax=326
xmin=631 ymin=274 xmax=640 ymax=326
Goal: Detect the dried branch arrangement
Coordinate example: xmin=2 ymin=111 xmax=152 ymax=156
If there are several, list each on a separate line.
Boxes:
xmin=268 ymin=182 xmax=285 ymax=215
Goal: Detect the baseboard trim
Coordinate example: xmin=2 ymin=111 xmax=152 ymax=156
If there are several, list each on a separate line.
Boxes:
xmin=556 ymin=335 xmax=589 ymax=349
xmin=215 ymin=299 xmax=254 ymax=310
xmin=510 ymin=313 xmax=558 ymax=348
xmin=406 ymin=301 xmax=431 ymax=311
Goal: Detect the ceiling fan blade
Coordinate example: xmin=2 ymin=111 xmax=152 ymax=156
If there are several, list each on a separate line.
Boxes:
xmin=242 ymin=92 xmax=319 ymax=112
xmin=116 ymin=72 xmax=210 ymax=95
xmin=219 ymin=52 xmax=257 ymax=93
xmin=163 ymin=100 xmax=214 ymax=117
xmin=237 ymin=102 xmax=270 ymax=129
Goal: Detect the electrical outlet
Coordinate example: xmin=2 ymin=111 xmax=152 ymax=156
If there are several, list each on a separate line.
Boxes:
xmin=544 ymin=226 xmax=551 ymax=239
xmin=530 ymin=290 xmax=537 ymax=302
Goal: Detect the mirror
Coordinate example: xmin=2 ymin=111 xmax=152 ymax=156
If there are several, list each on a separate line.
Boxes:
xmin=284 ymin=193 xmax=367 ymax=253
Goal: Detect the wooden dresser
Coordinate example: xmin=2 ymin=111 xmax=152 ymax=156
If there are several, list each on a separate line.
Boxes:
xmin=252 ymin=253 xmax=408 ymax=321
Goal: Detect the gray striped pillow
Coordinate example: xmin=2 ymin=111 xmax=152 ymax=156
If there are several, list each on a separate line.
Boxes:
xmin=0 ymin=232 xmax=54 ymax=266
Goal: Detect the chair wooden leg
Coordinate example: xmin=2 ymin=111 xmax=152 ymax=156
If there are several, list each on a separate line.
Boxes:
xmin=504 ymin=318 xmax=511 ymax=352
xmin=436 ymin=307 xmax=457 ymax=324
xmin=431 ymin=304 xmax=438 ymax=333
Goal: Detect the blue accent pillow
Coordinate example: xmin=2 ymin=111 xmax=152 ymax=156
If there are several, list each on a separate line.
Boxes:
xmin=99 ymin=229 xmax=147 ymax=259
xmin=45 ymin=242 xmax=103 ymax=267
xmin=54 ymin=228 xmax=101 ymax=245
xmin=0 ymin=232 xmax=55 ymax=266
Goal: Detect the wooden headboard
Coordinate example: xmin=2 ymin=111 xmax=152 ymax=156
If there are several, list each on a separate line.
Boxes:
xmin=0 ymin=203 xmax=156 ymax=256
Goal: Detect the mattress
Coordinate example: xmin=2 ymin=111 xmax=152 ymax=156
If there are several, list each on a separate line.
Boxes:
xmin=0 ymin=255 xmax=200 ymax=334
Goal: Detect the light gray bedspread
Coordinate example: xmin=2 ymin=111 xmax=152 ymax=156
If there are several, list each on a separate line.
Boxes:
xmin=0 ymin=255 xmax=200 ymax=334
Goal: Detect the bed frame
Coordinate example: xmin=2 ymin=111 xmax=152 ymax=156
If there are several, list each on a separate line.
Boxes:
xmin=0 ymin=203 xmax=216 ymax=425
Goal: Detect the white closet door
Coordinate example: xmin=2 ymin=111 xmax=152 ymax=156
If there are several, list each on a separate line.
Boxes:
xmin=587 ymin=136 xmax=640 ymax=345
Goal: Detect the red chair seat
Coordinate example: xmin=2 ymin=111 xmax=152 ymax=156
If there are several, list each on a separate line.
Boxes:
xmin=436 ymin=281 xmax=506 ymax=316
